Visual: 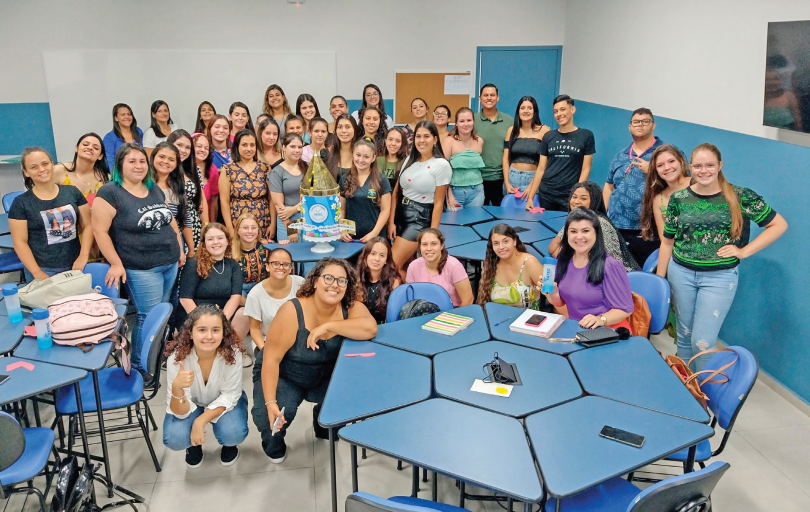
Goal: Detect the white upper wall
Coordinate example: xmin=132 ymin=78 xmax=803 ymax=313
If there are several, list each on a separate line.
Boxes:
xmin=0 ymin=0 xmax=567 ymax=104
xmin=561 ymin=0 xmax=810 ymax=146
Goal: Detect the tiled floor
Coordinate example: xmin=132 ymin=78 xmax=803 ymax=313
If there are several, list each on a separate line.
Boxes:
xmin=3 ymin=332 xmax=810 ymax=511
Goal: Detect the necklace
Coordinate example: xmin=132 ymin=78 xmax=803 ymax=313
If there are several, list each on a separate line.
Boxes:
xmin=71 ymin=169 xmax=96 ymax=187
xmin=212 ymin=259 xmax=225 ymax=275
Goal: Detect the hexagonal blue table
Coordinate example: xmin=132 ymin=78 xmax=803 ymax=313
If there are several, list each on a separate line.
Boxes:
xmin=434 ymin=341 xmax=582 ymax=418
xmin=438 ymin=224 xmax=483 ymax=248
xmin=486 ymin=302 xmax=586 ymax=355
xmin=472 ymin=219 xmax=556 ymax=244
xmin=372 ymin=304 xmax=490 ymax=356
xmin=483 ymin=205 xmax=568 ymax=223
xmin=440 ymin=207 xmax=494 ymax=226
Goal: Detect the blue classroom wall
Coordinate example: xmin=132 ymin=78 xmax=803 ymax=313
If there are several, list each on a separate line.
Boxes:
xmin=0 ymin=103 xmax=57 ymax=158
xmin=575 ymin=100 xmax=810 ymax=403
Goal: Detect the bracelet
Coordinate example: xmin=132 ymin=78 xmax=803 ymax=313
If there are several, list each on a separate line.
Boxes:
xmin=265 ymin=400 xmax=277 ymax=406
xmin=171 ymin=393 xmax=186 ymax=403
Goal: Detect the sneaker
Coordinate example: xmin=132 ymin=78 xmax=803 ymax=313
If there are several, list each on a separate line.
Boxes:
xmin=185 ymin=445 xmax=204 ymax=468
xmin=220 ymin=446 xmax=239 ymax=466
xmin=269 ymin=446 xmax=287 ymax=464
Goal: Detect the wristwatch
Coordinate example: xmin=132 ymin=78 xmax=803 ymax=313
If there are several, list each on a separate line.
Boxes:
xmin=599 ymin=315 xmax=607 ymax=326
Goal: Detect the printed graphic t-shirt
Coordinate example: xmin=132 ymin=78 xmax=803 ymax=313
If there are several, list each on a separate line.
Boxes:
xmin=9 ymin=185 xmax=87 ymax=269
xmin=95 ymin=183 xmax=180 ymax=270
xmin=539 ymin=128 xmax=596 ymax=204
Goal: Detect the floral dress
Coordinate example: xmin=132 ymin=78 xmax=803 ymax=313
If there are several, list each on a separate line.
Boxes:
xmin=221 ymin=161 xmax=272 ymax=234
xmin=489 ymin=257 xmax=540 ymax=310
xmin=184 ymin=170 xmax=203 ymax=248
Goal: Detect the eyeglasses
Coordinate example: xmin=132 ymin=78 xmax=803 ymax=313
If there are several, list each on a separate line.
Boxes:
xmin=433 ymin=111 xmax=448 ymax=117
xmin=364 ymin=91 xmax=380 ymax=98
xmin=631 ymin=119 xmax=653 ymax=126
xmin=690 ymin=162 xmax=719 ymax=171
xmin=320 ymin=274 xmax=348 ymax=288
xmin=269 ymin=261 xmax=293 ymax=270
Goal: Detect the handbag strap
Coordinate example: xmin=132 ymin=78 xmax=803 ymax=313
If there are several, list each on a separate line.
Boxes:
xmin=684 ymin=349 xmax=739 ymax=389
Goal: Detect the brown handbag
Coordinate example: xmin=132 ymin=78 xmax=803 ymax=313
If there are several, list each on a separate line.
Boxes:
xmin=628 ymin=292 xmax=651 ymax=338
xmin=665 ymin=348 xmax=738 ymax=409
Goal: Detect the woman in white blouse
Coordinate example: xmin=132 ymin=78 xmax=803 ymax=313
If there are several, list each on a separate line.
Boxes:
xmin=163 ymin=305 xmax=248 ymax=468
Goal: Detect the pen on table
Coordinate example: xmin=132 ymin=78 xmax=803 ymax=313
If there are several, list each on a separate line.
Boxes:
xmin=492 ymin=316 xmax=513 ymax=327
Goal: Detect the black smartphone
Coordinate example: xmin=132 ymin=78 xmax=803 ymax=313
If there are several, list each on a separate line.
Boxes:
xmin=0 ymin=375 xmax=9 ymax=386
xmin=525 ymin=314 xmax=547 ymax=326
xmin=599 ymin=425 xmax=645 ymax=448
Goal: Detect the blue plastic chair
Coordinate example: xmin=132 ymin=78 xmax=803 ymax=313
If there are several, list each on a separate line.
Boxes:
xmin=627 ymin=271 xmax=670 ymax=334
xmin=664 ymin=346 xmax=758 ymax=468
xmin=0 ymin=411 xmax=59 ymax=512
xmin=386 ymin=283 xmax=454 ymax=323
xmin=500 ymin=193 xmax=539 ymax=209
xmin=347 ymin=492 xmax=470 ymax=512
xmin=545 ymin=461 xmax=729 ymax=512
xmin=643 ymin=249 xmax=660 ymax=273
xmin=53 ymin=303 xmax=173 ymax=473
xmin=2 ymin=191 xmax=23 ymax=213
xmin=0 ymin=252 xmax=25 ymax=282
xmin=84 ymin=262 xmax=120 ymax=298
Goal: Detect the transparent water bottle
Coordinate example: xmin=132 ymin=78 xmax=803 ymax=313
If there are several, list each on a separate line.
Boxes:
xmin=542 ymin=256 xmax=557 ymax=294
xmin=2 ymin=283 xmax=23 ymax=323
xmin=32 ymin=308 xmax=53 ymax=349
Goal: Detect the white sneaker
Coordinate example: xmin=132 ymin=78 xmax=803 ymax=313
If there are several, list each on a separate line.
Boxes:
xmin=269 ymin=446 xmax=288 ymax=464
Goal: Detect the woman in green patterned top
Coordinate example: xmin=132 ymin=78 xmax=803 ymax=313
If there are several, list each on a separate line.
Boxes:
xmin=656 ymin=143 xmax=787 ymax=370
xmin=477 ymin=223 xmax=543 ymax=309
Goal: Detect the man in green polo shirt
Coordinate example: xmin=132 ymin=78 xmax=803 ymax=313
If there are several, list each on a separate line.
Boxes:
xmin=474 ymin=83 xmax=514 ymax=206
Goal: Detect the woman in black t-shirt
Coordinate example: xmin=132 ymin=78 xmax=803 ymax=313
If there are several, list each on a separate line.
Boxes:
xmin=339 ymin=139 xmax=392 ymax=242
xmin=355 ymin=236 xmax=400 ymax=323
xmin=93 ymin=143 xmax=183 ymax=371
xmin=178 ymin=223 xmax=249 ymax=341
xmin=9 ymin=147 xmax=93 ymax=281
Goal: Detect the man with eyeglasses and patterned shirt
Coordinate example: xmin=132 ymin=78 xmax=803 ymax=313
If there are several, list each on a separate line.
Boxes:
xmin=603 ymin=107 xmax=667 ymax=266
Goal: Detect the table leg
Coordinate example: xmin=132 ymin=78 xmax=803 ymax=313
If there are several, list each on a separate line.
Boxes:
xmin=422 ymin=467 xmax=428 ymax=483
xmin=524 ymin=501 xmax=532 ymax=512
xmin=32 ymin=397 xmax=41 ymax=427
xmin=556 ymin=497 xmax=561 ymax=512
xmin=73 ymin=382 xmax=91 ymax=466
xmin=432 ymin=472 xmax=437 ymax=502
xmin=92 ymin=372 xmax=114 ymax=498
xmin=411 ymin=466 xmax=419 ymax=497
xmin=459 ymin=481 xmax=465 ymax=508
xmin=361 ymin=447 xmax=367 ymax=459
xmin=507 ymin=497 xmax=513 ymax=511
xmin=350 ymin=444 xmax=358 ymax=493
xmin=329 ymin=428 xmax=338 ymax=512
xmin=685 ymin=445 xmax=697 ymax=473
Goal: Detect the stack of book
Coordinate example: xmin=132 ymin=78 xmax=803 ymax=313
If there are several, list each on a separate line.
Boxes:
xmin=421 ymin=312 xmax=475 ymax=336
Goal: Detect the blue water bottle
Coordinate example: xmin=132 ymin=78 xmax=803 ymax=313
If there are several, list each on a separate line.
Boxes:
xmin=32 ymin=308 xmax=53 ymax=350
xmin=2 ymin=283 xmax=23 ymax=324
xmin=542 ymin=256 xmax=557 ymax=294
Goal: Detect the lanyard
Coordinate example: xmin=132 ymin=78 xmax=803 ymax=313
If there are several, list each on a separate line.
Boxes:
xmin=624 ymin=139 xmax=656 ymax=175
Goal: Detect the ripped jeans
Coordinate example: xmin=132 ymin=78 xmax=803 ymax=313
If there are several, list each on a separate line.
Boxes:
xmin=667 ymin=261 xmax=739 ymax=371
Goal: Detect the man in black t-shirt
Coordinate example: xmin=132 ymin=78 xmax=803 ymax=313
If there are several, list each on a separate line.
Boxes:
xmin=524 ymin=95 xmax=595 ymax=212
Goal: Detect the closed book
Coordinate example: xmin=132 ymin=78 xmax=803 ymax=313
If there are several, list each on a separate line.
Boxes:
xmin=422 ymin=312 xmax=474 ymax=336
xmin=509 ymin=309 xmax=565 ymax=337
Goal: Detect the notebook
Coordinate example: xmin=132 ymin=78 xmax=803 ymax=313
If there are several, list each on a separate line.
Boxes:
xmin=509 ymin=309 xmax=565 ymax=338
xmin=422 ymin=312 xmax=475 ymax=336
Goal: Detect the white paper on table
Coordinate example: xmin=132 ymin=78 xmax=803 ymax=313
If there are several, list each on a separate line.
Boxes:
xmin=470 ymin=379 xmax=513 ymax=397
xmin=444 ymin=74 xmax=470 ymax=95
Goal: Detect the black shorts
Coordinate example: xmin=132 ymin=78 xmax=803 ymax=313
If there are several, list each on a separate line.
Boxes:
xmin=396 ymin=199 xmax=434 ymax=242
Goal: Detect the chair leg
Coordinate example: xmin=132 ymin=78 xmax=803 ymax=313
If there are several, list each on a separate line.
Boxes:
xmin=144 ymin=400 xmax=158 ymax=431
xmin=43 ymin=446 xmax=61 ymax=499
xmin=698 ymin=461 xmax=706 ymax=469
xmin=627 ymin=472 xmax=635 ymax=481
xmin=136 ymin=401 xmax=161 ymax=472
xmin=67 ymin=415 xmax=76 ymax=452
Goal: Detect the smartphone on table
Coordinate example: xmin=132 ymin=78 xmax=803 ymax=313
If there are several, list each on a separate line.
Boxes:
xmin=599 ymin=425 xmax=645 ymax=448
xmin=525 ymin=314 xmax=547 ymax=327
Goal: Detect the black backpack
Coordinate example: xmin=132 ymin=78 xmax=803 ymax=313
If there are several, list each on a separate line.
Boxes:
xmin=397 ymin=299 xmax=441 ymax=320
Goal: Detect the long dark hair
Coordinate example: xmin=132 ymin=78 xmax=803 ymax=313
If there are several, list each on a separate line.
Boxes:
xmin=231 ymin=129 xmax=258 ymax=163
xmin=326 ymin=113 xmax=359 ymax=179
xmin=476 ymin=224 xmax=529 ymax=305
xmin=281 ymin=133 xmax=308 ymax=173
xmin=194 ymin=101 xmax=216 ymax=133
xmin=507 ymin=96 xmax=544 ymax=163
xmin=164 ymin=304 xmax=244 ymax=365
xmin=167 ymin=129 xmax=202 ymax=211
xmin=206 ymin=114 xmax=232 ymax=150
xmin=191 ymin=132 xmax=214 ymax=182
xmin=416 ymin=228 xmax=449 ymax=273
xmin=297 ymin=257 xmax=359 ymax=310
xmin=556 ymin=208 xmax=607 ymax=285
xmin=358 ymin=106 xmax=387 ymax=156
xmin=150 ymin=141 xmax=187 ymax=227
xmin=640 ymin=144 xmax=689 ymax=240
xmin=69 ymin=133 xmax=109 ymax=182
xmin=256 ymin=118 xmax=282 ymax=162
xmin=295 ymin=94 xmax=321 ymax=131
xmin=342 ymin=139 xmax=383 ymax=201
xmin=383 ymin=127 xmax=409 ymax=181
xmin=112 ymin=103 xmax=141 ymax=144
xmin=360 ymin=84 xmax=388 ymax=118
xmin=400 ymin=121 xmax=445 ymax=175
xmin=355 ymin=237 xmax=399 ymax=319
xmin=229 ymin=102 xmax=255 ymax=134
xmin=567 ymin=181 xmax=607 ymax=215
xmin=149 ymin=100 xmax=173 ymax=138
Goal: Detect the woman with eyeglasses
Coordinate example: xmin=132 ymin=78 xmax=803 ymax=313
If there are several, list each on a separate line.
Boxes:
xmin=254 ymin=258 xmax=376 ymax=463
xmin=432 ymin=105 xmax=451 ymax=141
xmin=657 ymin=143 xmax=787 ymax=370
xmin=351 ymin=84 xmax=394 ymax=129
xmin=244 ymin=247 xmax=303 ymax=356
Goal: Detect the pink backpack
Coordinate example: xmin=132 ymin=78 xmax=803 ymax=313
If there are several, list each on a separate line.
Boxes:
xmin=48 ymin=294 xmax=132 ymax=373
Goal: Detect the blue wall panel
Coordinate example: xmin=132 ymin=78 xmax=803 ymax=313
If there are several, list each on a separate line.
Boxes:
xmin=575 ymin=100 xmax=810 ymax=403
xmin=0 ymin=103 xmax=57 ymax=158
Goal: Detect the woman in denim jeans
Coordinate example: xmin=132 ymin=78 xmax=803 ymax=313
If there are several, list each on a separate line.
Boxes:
xmin=253 ymin=258 xmax=377 ymax=463
xmin=93 ymin=143 xmax=183 ymax=371
xmin=442 ymin=107 xmax=486 ymax=210
xmin=657 ymin=143 xmax=787 ymax=370
xmin=502 ymin=96 xmax=550 ymax=203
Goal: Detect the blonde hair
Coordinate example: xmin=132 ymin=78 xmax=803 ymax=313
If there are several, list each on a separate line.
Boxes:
xmin=690 ymin=143 xmax=742 ymax=239
xmin=231 ymin=213 xmax=261 ymax=260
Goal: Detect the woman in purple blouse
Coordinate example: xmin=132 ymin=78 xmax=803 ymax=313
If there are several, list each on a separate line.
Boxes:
xmin=538 ymin=207 xmax=634 ymax=330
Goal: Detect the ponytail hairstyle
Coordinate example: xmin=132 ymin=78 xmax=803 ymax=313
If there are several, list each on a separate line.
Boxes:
xmin=477 ymin=224 xmax=528 ymax=305
xmin=690 ymin=143 xmax=741 ymax=239
xmin=400 ymin=121 xmax=445 ymax=174
xmin=416 ymin=228 xmax=449 ymax=273
xmin=281 ymin=133 xmax=308 ymax=173
xmin=342 ymin=138 xmax=383 ymax=202
xmin=194 ymin=101 xmax=216 ymax=133
xmin=229 ymin=102 xmax=255 ymax=134
xmin=167 ymin=129 xmax=202 ymax=211
xmin=149 ymin=100 xmax=173 ymax=138
xmin=149 ymin=141 xmax=187 ymax=227
xmin=20 ymin=147 xmax=54 ymax=190
xmin=640 ymin=145 xmax=689 ymax=240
